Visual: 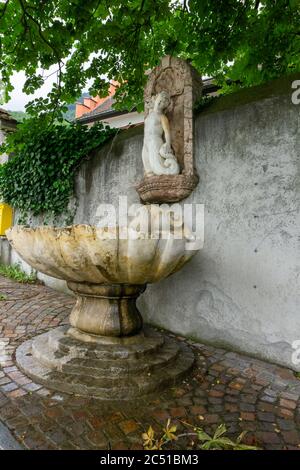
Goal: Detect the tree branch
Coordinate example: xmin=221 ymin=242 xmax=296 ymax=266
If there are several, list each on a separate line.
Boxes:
xmin=18 ymin=0 xmax=64 ymax=119
xmin=18 ymin=0 xmax=58 ymax=55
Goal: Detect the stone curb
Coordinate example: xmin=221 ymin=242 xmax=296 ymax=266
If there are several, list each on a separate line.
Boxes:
xmin=0 ymin=421 xmax=23 ymax=450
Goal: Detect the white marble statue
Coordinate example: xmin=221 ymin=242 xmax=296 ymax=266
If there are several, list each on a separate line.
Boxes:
xmin=142 ymin=91 xmax=180 ymax=176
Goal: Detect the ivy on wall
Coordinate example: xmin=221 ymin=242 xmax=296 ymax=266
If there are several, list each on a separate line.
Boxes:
xmin=0 ymin=120 xmax=116 ymax=222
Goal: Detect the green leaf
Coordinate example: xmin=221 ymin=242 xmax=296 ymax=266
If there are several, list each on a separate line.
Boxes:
xmin=196 ymin=430 xmax=211 ymax=442
xmin=213 ymin=424 xmax=227 ymax=439
xmin=0 ymin=117 xmax=116 ymax=221
xmin=0 ymin=0 xmax=298 ymax=116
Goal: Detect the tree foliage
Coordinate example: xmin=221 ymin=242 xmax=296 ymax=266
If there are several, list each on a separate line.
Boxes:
xmin=0 ymin=79 xmax=4 ymax=104
xmin=0 ymin=0 xmax=299 ymax=118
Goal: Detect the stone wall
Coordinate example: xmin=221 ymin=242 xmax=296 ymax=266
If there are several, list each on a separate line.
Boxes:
xmin=1 ymin=75 xmax=299 ymax=370
xmin=74 ymin=74 xmax=300 ymax=370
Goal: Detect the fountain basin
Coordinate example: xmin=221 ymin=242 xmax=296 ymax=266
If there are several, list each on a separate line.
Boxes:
xmin=6 ymin=224 xmax=195 ymax=284
xmin=7 ymin=223 xmax=197 ymax=336
xmin=7 ymin=217 xmax=199 ymax=399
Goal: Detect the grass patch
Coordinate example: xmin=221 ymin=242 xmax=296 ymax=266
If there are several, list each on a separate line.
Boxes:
xmin=0 ymin=263 xmax=37 ymax=284
xmin=0 ymin=293 xmax=7 ymax=300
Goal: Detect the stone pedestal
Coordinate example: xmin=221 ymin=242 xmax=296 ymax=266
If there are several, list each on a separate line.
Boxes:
xmin=135 ymin=173 xmax=199 ymax=203
xmin=16 ymin=325 xmax=194 ymax=400
xmin=15 ymin=281 xmax=195 ymax=400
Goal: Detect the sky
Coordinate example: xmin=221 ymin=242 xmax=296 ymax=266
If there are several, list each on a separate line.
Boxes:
xmin=3 ymin=71 xmax=57 ymax=112
xmin=3 ymin=62 xmax=95 ymax=112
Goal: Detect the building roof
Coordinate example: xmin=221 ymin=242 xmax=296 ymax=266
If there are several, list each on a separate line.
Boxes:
xmin=76 ymin=78 xmax=218 ymax=125
xmin=0 ymin=108 xmax=17 ymax=130
xmin=84 ymin=96 xmax=115 ymax=118
xmin=0 ymin=108 xmax=16 ymax=122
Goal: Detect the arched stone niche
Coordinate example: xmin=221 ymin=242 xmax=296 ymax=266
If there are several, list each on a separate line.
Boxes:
xmin=136 ymin=55 xmax=202 ymax=203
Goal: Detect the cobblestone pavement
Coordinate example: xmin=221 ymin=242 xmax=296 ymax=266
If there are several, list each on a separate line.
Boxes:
xmin=0 ymin=275 xmax=300 ymax=450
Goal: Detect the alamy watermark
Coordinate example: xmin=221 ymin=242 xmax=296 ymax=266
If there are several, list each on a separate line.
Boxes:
xmin=291 ymin=80 xmax=300 ymax=104
xmin=291 ymin=340 xmax=300 ymax=366
xmin=93 ymin=196 xmax=204 ymax=251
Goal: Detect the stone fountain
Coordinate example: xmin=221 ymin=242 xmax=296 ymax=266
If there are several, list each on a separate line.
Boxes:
xmin=7 ymin=56 xmax=202 ymax=399
xmin=7 ymin=209 xmax=198 ymax=399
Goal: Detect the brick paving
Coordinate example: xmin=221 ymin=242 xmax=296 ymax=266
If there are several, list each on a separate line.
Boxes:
xmin=0 ymin=275 xmax=300 ymax=450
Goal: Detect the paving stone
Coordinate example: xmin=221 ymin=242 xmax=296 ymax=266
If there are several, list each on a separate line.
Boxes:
xmin=203 ymin=413 xmax=219 ymax=424
xmin=1 ymin=274 xmax=300 ymax=450
xmin=279 ymin=398 xmax=297 ymax=410
xmin=209 ymin=390 xmax=224 ymax=398
xmin=7 ymin=388 xmax=27 ymax=398
xmin=225 ymin=403 xmax=239 ymax=412
xmin=1 ymin=382 xmax=18 ymax=393
xmin=240 ymin=403 xmax=255 ymax=412
xmin=257 ymin=412 xmax=276 ymax=423
xmin=0 ymin=377 xmax=11 ymax=386
xmin=169 ymin=407 xmax=186 ymax=418
xmin=224 ymin=413 xmax=241 ymax=423
xmin=260 ymin=394 xmax=277 ymax=403
xmin=276 ymin=418 xmax=296 ymax=430
xmin=281 ymin=391 xmax=300 ymax=401
xmin=208 ymin=404 xmax=223 ymax=413
xmin=119 ymin=420 xmax=140 ymax=435
xmin=208 ymin=397 xmax=223 ymax=405
xmin=240 ymin=412 xmax=255 ymax=421
xmin=256 ymin=431 xmax=281 ymax=445
xmin=152 ymin=409 xmax=170 ymax=422
xmin=257 ymin=402 xmax=276 ymax=412
xmin=240 ymin=394 xmax=257 ymax=404
xmin=190 ymin=405 xmax=206 ymax=415
xmin=281 ymin=430 xmax=300 ymax=445
xmin=259 ymin=422 xmax=278 ymax=432
xmin=277 ymin=408 xmax=294 ymax=419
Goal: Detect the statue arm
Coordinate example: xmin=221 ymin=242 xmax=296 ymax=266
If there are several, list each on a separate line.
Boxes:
xmin=161 ymin=114 xmax=171 ymax=147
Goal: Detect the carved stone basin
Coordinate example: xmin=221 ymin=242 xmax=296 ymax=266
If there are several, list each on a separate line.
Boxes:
xmin=7 ymin=223 xmax=197 ymax=336
xmin=6 ymin=218 xmax=198 ymax=399
xmin=6 ymin=224 xmax=195 ymax=284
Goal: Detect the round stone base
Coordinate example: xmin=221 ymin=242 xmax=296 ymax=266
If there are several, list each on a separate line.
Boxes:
xmin=16 ymin=326 xmax=194 ymax=400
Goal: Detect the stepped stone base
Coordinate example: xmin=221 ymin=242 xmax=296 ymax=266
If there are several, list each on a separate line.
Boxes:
xmin=16 ymin=325 xmax=194 ymax=400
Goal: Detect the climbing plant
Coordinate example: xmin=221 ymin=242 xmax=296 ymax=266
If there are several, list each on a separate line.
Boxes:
xmin=0 ymin=118 xmax=116 ymax=221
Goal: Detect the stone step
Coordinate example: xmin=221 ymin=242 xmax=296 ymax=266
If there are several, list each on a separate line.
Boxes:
xmin=16 ymin=327 xmax=195 ymax=400
xmin=33 ymin=332 xmax=180 ymax=378
xmin=48 ymin=326 xmax=165 ymax=360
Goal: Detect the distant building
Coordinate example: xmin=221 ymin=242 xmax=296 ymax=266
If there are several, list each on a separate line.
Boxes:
xmin=0 ymin=109 xmax=17 ymax=164
xmin=75 ymin=83 xmax=143 ymax=129
xmin=75 ymin=79 xmax=218 ymax=129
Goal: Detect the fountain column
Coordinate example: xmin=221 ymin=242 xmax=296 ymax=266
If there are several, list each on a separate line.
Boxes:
xmin=67 ymin=282 xmax=145 ymax=337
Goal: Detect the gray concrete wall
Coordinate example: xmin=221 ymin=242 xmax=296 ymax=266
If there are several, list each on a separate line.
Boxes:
xmin=0 ymin=236 xmax=71 ymax=294
xmin=1 ymin=75 xmax=299 ymax=370
xmin=74 ymin=76 xmax=300 ymax=370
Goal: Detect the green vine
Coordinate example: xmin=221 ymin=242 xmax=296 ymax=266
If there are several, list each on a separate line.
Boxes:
xmin=0 ymin=119 xmax=116 ymax=223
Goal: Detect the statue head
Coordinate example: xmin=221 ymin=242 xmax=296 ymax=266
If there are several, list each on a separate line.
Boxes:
xmin=154 ymin=90 xmax=171 ymax=111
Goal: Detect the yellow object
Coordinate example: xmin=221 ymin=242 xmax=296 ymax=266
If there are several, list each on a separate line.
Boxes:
xmin=0 ymin=203 xmax=13 ymax=236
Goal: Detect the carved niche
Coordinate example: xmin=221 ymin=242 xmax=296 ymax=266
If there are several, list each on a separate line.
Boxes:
xmin=135 ymin=55 xmax=202 ymax=203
